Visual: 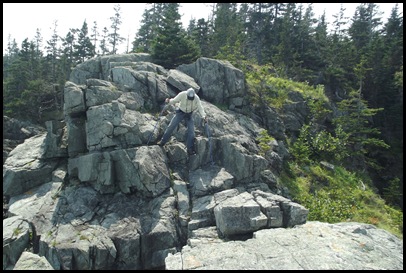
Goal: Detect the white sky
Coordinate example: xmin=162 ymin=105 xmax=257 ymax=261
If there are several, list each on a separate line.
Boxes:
xmin=3 ymin=3 xmax=403 ymax=55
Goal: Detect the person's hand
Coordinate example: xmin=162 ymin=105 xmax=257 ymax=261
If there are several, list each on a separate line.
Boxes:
xmin=165 ymin=98 xmax=170 ymax=103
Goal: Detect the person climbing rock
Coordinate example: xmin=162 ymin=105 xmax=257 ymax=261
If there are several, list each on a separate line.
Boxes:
xmin=157 ymin=88 xmax=207 ymax=155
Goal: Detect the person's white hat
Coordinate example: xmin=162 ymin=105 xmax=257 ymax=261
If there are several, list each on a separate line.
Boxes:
xmin=187 ymin=88 xmax=195 ymax=100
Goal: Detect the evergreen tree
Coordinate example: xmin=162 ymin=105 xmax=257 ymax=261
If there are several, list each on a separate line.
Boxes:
xmin=312 ymin=12 xmax=329 ymax=85
xmin=99 ymin=27 xmax=109 ymax=55
xmin=376 ymin=3 xmax=403 ymax=130
xmin=261 ymin=3 xmax=287 ymax=65
xmin=347 ymin=3 xmax=383 ymax=108
xmin=348 ymin=3 xmax=382 ymax=56
xmin=213 ymin=3 xmax=247 ymax=66
xmin=274 ymin=3 xmax=299 ymax=77
xmin=211 ymin=3 xmax=242 ymax=57
xmin=108 ymin=4 xmax=126 ymax=54
xmin=30 ymin=29 xmax=46 ymax=81
xmin=60 ymin=28 xmax=78 ymax=79
xmin=3 ymin=38 xmax=31 ymax=117
xmin=91 ymin=21 xmax=99 ymax=56
xmin=332 ymin=4 xmax=350 ymax=38
xmin=244 ymin=3 xmax=274 ymax=65
xmin=151 ymin=3 xmax=200 ymax=68
xmin=333 ymin=57 xmax=390 ymax=171
xmin=293 ymin=3 xmax=320 ymax=82
xmin=73 ymin=20 xmax=95 ymax=63
xmin=322 ymin=5 xmax=354 ymax=101
xmin=3 ymin=35 xmax=19 ymax=80
xmin=44 ymin=20 xmax=60 ymax=83
xmin=368 ymin=4 xmax=403 ymax=208
xmin=4 ymin=37 xmax=50 ymax=122
xmin=22 ymin=39 xmax=35 ymax=79
xmin=188 ymin=18 xmax=211 ymax=57
xmin=132 ymin=4 xmax=161 ymax=53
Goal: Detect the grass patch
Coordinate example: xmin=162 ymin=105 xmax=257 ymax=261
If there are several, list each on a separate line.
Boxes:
xmin=280 ymin=161 xmax=403 ymax=239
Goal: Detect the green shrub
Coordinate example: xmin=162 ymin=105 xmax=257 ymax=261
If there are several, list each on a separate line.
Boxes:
xmin=280 ymin=161 xmax=403 ymax=239
xmin=256 ymin=129 xmax=275 ymax=156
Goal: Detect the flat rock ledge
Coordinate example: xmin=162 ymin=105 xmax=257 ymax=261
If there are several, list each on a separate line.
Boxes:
xmin=165 ymin=221 xmax=403 ymax=270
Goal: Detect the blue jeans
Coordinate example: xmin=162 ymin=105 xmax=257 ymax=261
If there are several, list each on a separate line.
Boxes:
xmin=160 ymin=109 xmax=195 ymax=151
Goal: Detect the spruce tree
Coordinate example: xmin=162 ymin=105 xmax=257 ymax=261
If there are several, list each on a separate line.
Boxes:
xmin=108 ymin=4 xmax=125 ymax=54
xmin=333 ymin=58 xmax=390 ymax=171
xmin=187 ymin=18 xmax=211 ymax=57
xmin=45 ymin=20 xmax=60 ymax=83
xmin=32 ymin=29 xmax=44 ymax=80
xmin=73 ymin=20 xmax=95 ymax=63
xmin=244 ymin=3 xmax=274 ymax=65
xmin=91 ymin=21 xmax=99 ymax=56
xmin=132 ymin=5 xmax=160 ymax=53
xmin=274 ymin=3 xmax=298 ymax=77
xmin=99 ymin=27 xmax=109 ymax=55
xmin=60 ymin=28 xmax=77 ymax=79
xmin=211 ymin=3 xmax=243 ymax=58
xmin=151 ymin=3 xmax=200 ymax=68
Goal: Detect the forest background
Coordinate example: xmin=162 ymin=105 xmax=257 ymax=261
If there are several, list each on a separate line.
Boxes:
xmin=2 ymin=3 xmax=403 ymax=237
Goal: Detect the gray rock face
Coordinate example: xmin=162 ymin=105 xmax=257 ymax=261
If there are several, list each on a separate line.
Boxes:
xmin=213 ymin=190 xmax=308 ymax=237
xmin=3 ymin=53 xmax=402 ymax=270
xmin=3 ymin=116 xmax=45 ymax=141
xmin=13 ymin=251 xmax=54 ymax=270
xmin=3 ymin=216 xmax=30 ymax=270
xmin=3 ymin=116 xmax=46 ymax=164
xmin=166 ymin=221 xmax=403 ymax=270
xmin=3 ymin=133 xmax=59 ymax=196
xmin=177 ymin=57 xmax=247 ymax=108
xmin=214 ymin=191 xmax=268 ymax=237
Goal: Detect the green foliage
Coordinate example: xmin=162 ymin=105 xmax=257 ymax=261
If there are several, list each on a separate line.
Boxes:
xmin=187 ymin=18 xmax=211 ymax=57
xmin=279 ymin=162 xmax=304 ymax=198
xmin=351 ymin=189 xmax=403 ymax=237
xmin=382 ymin=178 xmax=402 ymax=208
xmin=151 ymin=3 xmax=200 ymax=68
xmin=290 ymin=125 xmax=312 ymax=164
xmin=300 ymin=188 xmax=359 ymax=223
xmin=333 ymin=88 xmax=390 ymax=170
xmin=307 ymin=91 xmax=332 ymax=123
xmin=73 ymin=20 xmax=95 ymax=63
xmin=215 ymin=43 xmax=246 ymax=69
xmin=256 ymin=129 xmax=275 ymax=156
xmin=13 ymin=227 xmax=22 ymax=236
xmin=211 ymin=3 xmax=243 ymax=57
xmin=108 ymin=4 xmax=126 ymax=54
xmin=394 ymin=65 xmax=403 ymax=88
xmin=245 ymin=64 xmax=276 ymax=107
xmin=5 ymin=78 xmax=60 ymax=122
xmin=246 ymin=66 xmax=329 ymax=111
xmin=290 ymin=122 xmax=349 ymax=165
xmin=281 ymin=162 xmax=403 ymax=238
xmin=262 ymin=78 xmax=290 ymax=110
xmin=313 ymin=130 xmax=341 ymax=156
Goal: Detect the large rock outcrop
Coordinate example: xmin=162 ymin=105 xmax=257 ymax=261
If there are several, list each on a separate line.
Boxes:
xmin=3 ymin=53 xmax=402 ymax=270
